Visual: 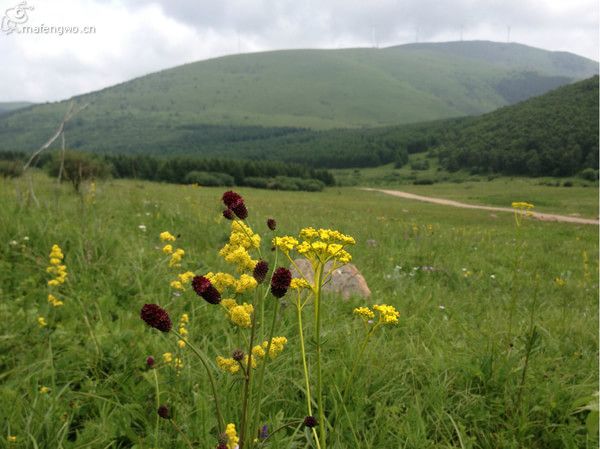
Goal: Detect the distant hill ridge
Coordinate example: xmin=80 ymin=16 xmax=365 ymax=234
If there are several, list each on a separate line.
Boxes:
xmin=0 ymin=40 xmax=597 ymax=154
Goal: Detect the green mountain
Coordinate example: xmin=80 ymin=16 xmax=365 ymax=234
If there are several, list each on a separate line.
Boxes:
xmin=0 ymin=41 xmax=597 ymax=154
xmin=0 ymin=102 xmax=34 ymax=115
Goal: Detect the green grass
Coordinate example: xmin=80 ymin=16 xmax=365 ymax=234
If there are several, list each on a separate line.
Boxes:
xmin=1 ymin=173 xmax=598 ymax=448
xmin=0 ymin=41 xmax=597 ymax=155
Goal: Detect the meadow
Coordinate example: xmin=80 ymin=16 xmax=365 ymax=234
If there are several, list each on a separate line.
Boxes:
xmin=0 ymin=173 xmax=598 ymax=449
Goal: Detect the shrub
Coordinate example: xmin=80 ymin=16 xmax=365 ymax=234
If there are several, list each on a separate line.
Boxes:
xmin=0 ymin=160 xmax=23 ymax=178
xmin=413 ymin=178 xmax=435 ymax=185
xmin=410 ymin=159 xmax=430 ymax=171
xmin=578 ymin=168 xmax=599 ymax=182
xmin=184 ymin=171 xmax=234 ymax=187
xmin=47 ymin=151 xmax=112 ymax=192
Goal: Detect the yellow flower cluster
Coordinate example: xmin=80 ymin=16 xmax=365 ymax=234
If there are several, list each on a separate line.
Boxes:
xmin=354 ymin=304 xmax=400 ymax=325
xmin=235 ymin=274 xmax=258 ymax=293
xmin=170 ymin=271 xmax=195 ymax=291
xmin=205 ymin=272 xmax=258 ymax=296
xmin=177 ymin=313 xmax=189 ymax=348
xmin=222 ymin=298 xmax=254 ymax=328
xmin=219 ymin=221 xmax=260 ymax=272
xmin=216 ymin=356 xmax=240 ymax=374
xmin=7 ymin=436 xmax=17 ymax=443
xmin=162 ymin=351 xmax=183 ymax=371
xmin=273 ymin=227 xmax=355 ymax=264
xmin=225 ymin=423 xmax=239 ymax=449
xmin=39 ymin=386 xmax=50 ymax=394
xmin=290 ymin=278 xmax=311 ymax=290
xmin=163 ymin=352 xmax=173 ymax=363
xmin=47 ymin=294 xmax=63 ymax=308
xmin=554 ymin=277 xmax=566 ymax=287
xmin=47 ymin=244 xmax=67 ymax=286
xmin=353 ymin=307 xmax=375 ymax=320
xmin=37 ymin=316 xmax=47 ymax=327
xmin=160 ymin=231 xmax=176 ymax=242
xmin=511 ymin=202 xmax=535 ymax=210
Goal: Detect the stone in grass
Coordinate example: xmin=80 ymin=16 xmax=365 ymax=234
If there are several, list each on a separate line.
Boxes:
xmin=290 ymin=259 xmax=371 ymax=300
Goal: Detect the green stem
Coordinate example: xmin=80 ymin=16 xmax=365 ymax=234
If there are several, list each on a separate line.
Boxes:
xmin=152 ymin=368 xmax=160 ymax=449
xmin=173 ymin=331 xmax=225 ymax=432
xmin=341 ymin=325 xmax=378 ymax=402
xmin=252 ymin=297 xmax=280 ymax=442
xmin=296 ymin=294 xmax=313 ymax=416
xmin=314 ymin=262 xmax=327 ymax=449
xmin=240 ymin=290 xmax=260 ymax=449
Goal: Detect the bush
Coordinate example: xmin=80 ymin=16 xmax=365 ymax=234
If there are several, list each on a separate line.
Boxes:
xmin=184 ymin=171 xmax=234 ymax=187
xmin=413 ymin=178 xmax=435 ymax=185
xmin=562 ymin=181 xmax=573 ymax=187
xmin=410 ymin=159 xmax=430 ymax=171
xmin=578 ymin=168 xmax=599 ymax=182
xmin=242 ymin=177 xmax=269 ymax=189
xmin=47 ymin=151 xmax=112 ymax=192
xmin=0 ymin=160 xmax=23 ymax=178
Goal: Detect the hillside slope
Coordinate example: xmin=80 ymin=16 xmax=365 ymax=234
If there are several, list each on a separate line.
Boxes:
xmin=0 ymin=41 xmax=597 ymax=154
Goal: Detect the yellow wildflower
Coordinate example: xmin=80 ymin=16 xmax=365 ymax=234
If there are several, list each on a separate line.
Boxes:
xmin=555 ymin=277 xmax=566 ymax=287
xmin=266 ymin=336 xmax=287 ymax=359
xmin=170 ymin=280 xmax=184 ymax=290
xmin=178 ymin=326 xmax=188 ymax=336
xmin=47 ymin=294 xmax=64 ymax=307
xmin=235 ymin=274 xmax=258 ymax=293
xmin=273 ymin=236 xmax=299 ymax=253
xmin=222 ymin=245 xmax=257 ymax=272
xmin=206 ymin=272 xmax=237 ymax=293
xmin=225 ymin=423 xmax=239 ymax=449
xmin=353 ymin=306 xmax=375 ymax=320
xmin=178 ymin=272 xmax=195 ymax=284
xmin=177 ymin=339 xmax=186 ymax=349
xmin=290 ymin=278 xmax=310 ymax=290
xmin=169 ymin=248 xmax=185 ymax=267
xmin=229 ymin=303 xmax=254 ymax=328
xmin=243 ymin=354 xmax=258 ymax=369
xmin=162 ymin=244 xmax=174 ymax=254
xmin=160 ymin=231 xmax=176 ymax=242
xmin=7 ymin=436 xmax=17 ymax=443
xmin=162 ymin=352 xmax=173 ymax=364
xmin=39 ymin=386 xmax=51 ymax=394
xmin=221 ymin=298 xmax=237 ymax=310
xmin=216 ymin=356 xmax=240 ymax=374
xmin=37 ymin=316 xmax=47 ymax=327
xmin=252 ymin=345 xmax=266 ymax=359
xmin=373 ymin=304 xmax=400 ymax=325
xmin=174 ymin=358 xmax=184 ymax=370
xmin=180 ymin=313 xmax=189 ymax=324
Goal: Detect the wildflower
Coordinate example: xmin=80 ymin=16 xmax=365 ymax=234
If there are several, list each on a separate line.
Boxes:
xmin=162 ymin=244 xmax=173 ymax=254
xmin=303 ymin=416 xmax=318 ymax=428
xmin=178 ymin=271 xmax=195 ymax=284
xmin=47 ymin=294 xmax=64 ymax=307
xmin=267 ymin=218 xmax=276 ymax=231
xmin=353 ymin=307 xmax=375 ymax=320
xmin=178 ymin=339 xmax=186 ymax=349
xmin=259 ymin=424 xmax=269 ymax=440
xmin=37 ymin=316 xmax=47 ymax=327
xmin=229 ymin=303 xmax=254 ymax=328
xmin=140 ymin=304 xmax=172 ymax=332
xmin=47 ymin=244 xmax=67 ymax=286
xmin=138 ymin=224 xmax=147 ymax=232
xmin=7 ymin=436 xmax=17 ymax=443
xmin=225 ymin=423 xmax=240 ymax=449
xmin=373 ymin=304 xmax=400 ymax=325
xmin=220 ymin=245 xmax=258 ymax=272
xmin=169 ymin=248 xmax=185 ymax=267
xmin=270 ymin=267 xmax=292 ymax=298
xmin=157 ymin=405 xmax=171 ymax=419
xmin=223 ymin=209 xmax=234 ymax=220
xmin=162 ymin=352 xmax=173 ymax=364
xmin=160 ymin=231 xmax=176 ymax=242
xmin=252 ymin=344 xmax=266 ymax=359
xmin=192 ymin=276 xmax=222 ymax=304
xmin=146 ymin=356 xmax=155 ymax=368
xmin=235 ymin=274 xmax=258 ymax=293
xmin=555 ymin=277 xmax=567 ymax=287
xmin=221 ymin=298 xmax=237 ymax=310
xmin=39 ymin=386 xmax=50 ymax=394
xmin=290 ymin=278 xmax=310 ymax=290
xmin=216 ymin=356 xmax=240 ymax=374
xmin=231 ymin=201 xmax=248 ymax=220
xmin=206 ymin=272 xmax=237 ymax=293
xmin=170 ymin=280 xmax=184 ymax=290
xmin=273 ymin=236 xmax=299 ymax=253
xmin=253 ymin=260 xmax=269 ymax=283
xmin=174 ymin=357 xmax=184 ymax=370
xmin=267 ymin=336 xmax=287 ymax=358
xmin=222 ymin=191 xmax=243 ymax=208
xmin=232 ymin=349 xmax=244 ymax=361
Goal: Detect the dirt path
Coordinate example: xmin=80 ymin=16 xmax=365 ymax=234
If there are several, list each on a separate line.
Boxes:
xmin=362 ymin=188 xmax=599 ymax=225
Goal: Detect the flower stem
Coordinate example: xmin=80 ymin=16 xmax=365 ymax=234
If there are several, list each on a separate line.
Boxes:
xmin=314 ymin=262 xmax=327 ymax=449
xmin=173 ymin=331 xmax=225 ymax=432
xmin=152 ymin=368 xmax=160 ymax=448
xmin=240 ymin=290 xmax=260 ymax=448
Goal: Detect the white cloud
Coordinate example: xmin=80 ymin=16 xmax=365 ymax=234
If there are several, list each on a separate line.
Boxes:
xmin=0 ymin=0 xmax=597 ymax=101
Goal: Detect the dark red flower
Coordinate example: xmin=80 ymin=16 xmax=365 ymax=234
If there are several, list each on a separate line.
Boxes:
xmin=146 ymin=356 xmax=155 ymax=368
xmin=157 ymin=405 xmax=171 ymax=419
xmin=192 ymin=275 xmax=221 ymax=304
xmin=253 ymin=260 xmax=269 ymax=283
xmin=267 ymin=218 xmax=276 ymax=231
xmin=231 ymin=199 xmax=248 ymax=220
xmin=232 ymin=349 xmax=244 ymax=361
xmin=222 ymin=191 xmax=243 ymax=208
xmin=140 ymin=304 xmax=172 ymax=332
xmin=270 ymin=267 xmax=292 ymax=298
xmin=222 ymin=209 xmax=234 ymax=220
xmin=303 ymin=416 xmax=317 ymax=428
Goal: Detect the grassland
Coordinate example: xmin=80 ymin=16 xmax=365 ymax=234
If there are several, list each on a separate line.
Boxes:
xmin=0 ymin=173 xmax=598 ymax=448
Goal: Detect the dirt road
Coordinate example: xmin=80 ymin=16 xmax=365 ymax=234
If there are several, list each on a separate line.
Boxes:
xmin=363 ymin=188 xmax=599 ymax=225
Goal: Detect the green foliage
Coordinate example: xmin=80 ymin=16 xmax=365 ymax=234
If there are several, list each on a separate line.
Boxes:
xmin=47 ymin=150 xmax=112 ymax=191
xmin=184 ymin=171 xmax=234 ymax=187
xmin=0 ymin=159 xmax=23 ymax=178
xmin=0 ymin=174 xmax=597 ymax=448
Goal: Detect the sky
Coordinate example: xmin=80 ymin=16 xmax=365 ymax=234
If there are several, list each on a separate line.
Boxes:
xmin=0 ymin=0 xmax=598 ymax=102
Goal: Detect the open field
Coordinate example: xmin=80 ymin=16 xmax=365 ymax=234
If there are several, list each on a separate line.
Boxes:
xmin=0 ymin=174 xmax=598 ymax=448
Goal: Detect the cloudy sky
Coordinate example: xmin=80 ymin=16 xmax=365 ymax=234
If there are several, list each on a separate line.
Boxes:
xmin=0 ymin=0 xmax=598 ymax=102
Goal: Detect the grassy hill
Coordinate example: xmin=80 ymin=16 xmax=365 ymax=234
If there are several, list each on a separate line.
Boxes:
xmin=0 ymin=102 xmax=34 ymax=115
xmin=0 ymin=41 xmax=597 ymax=154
